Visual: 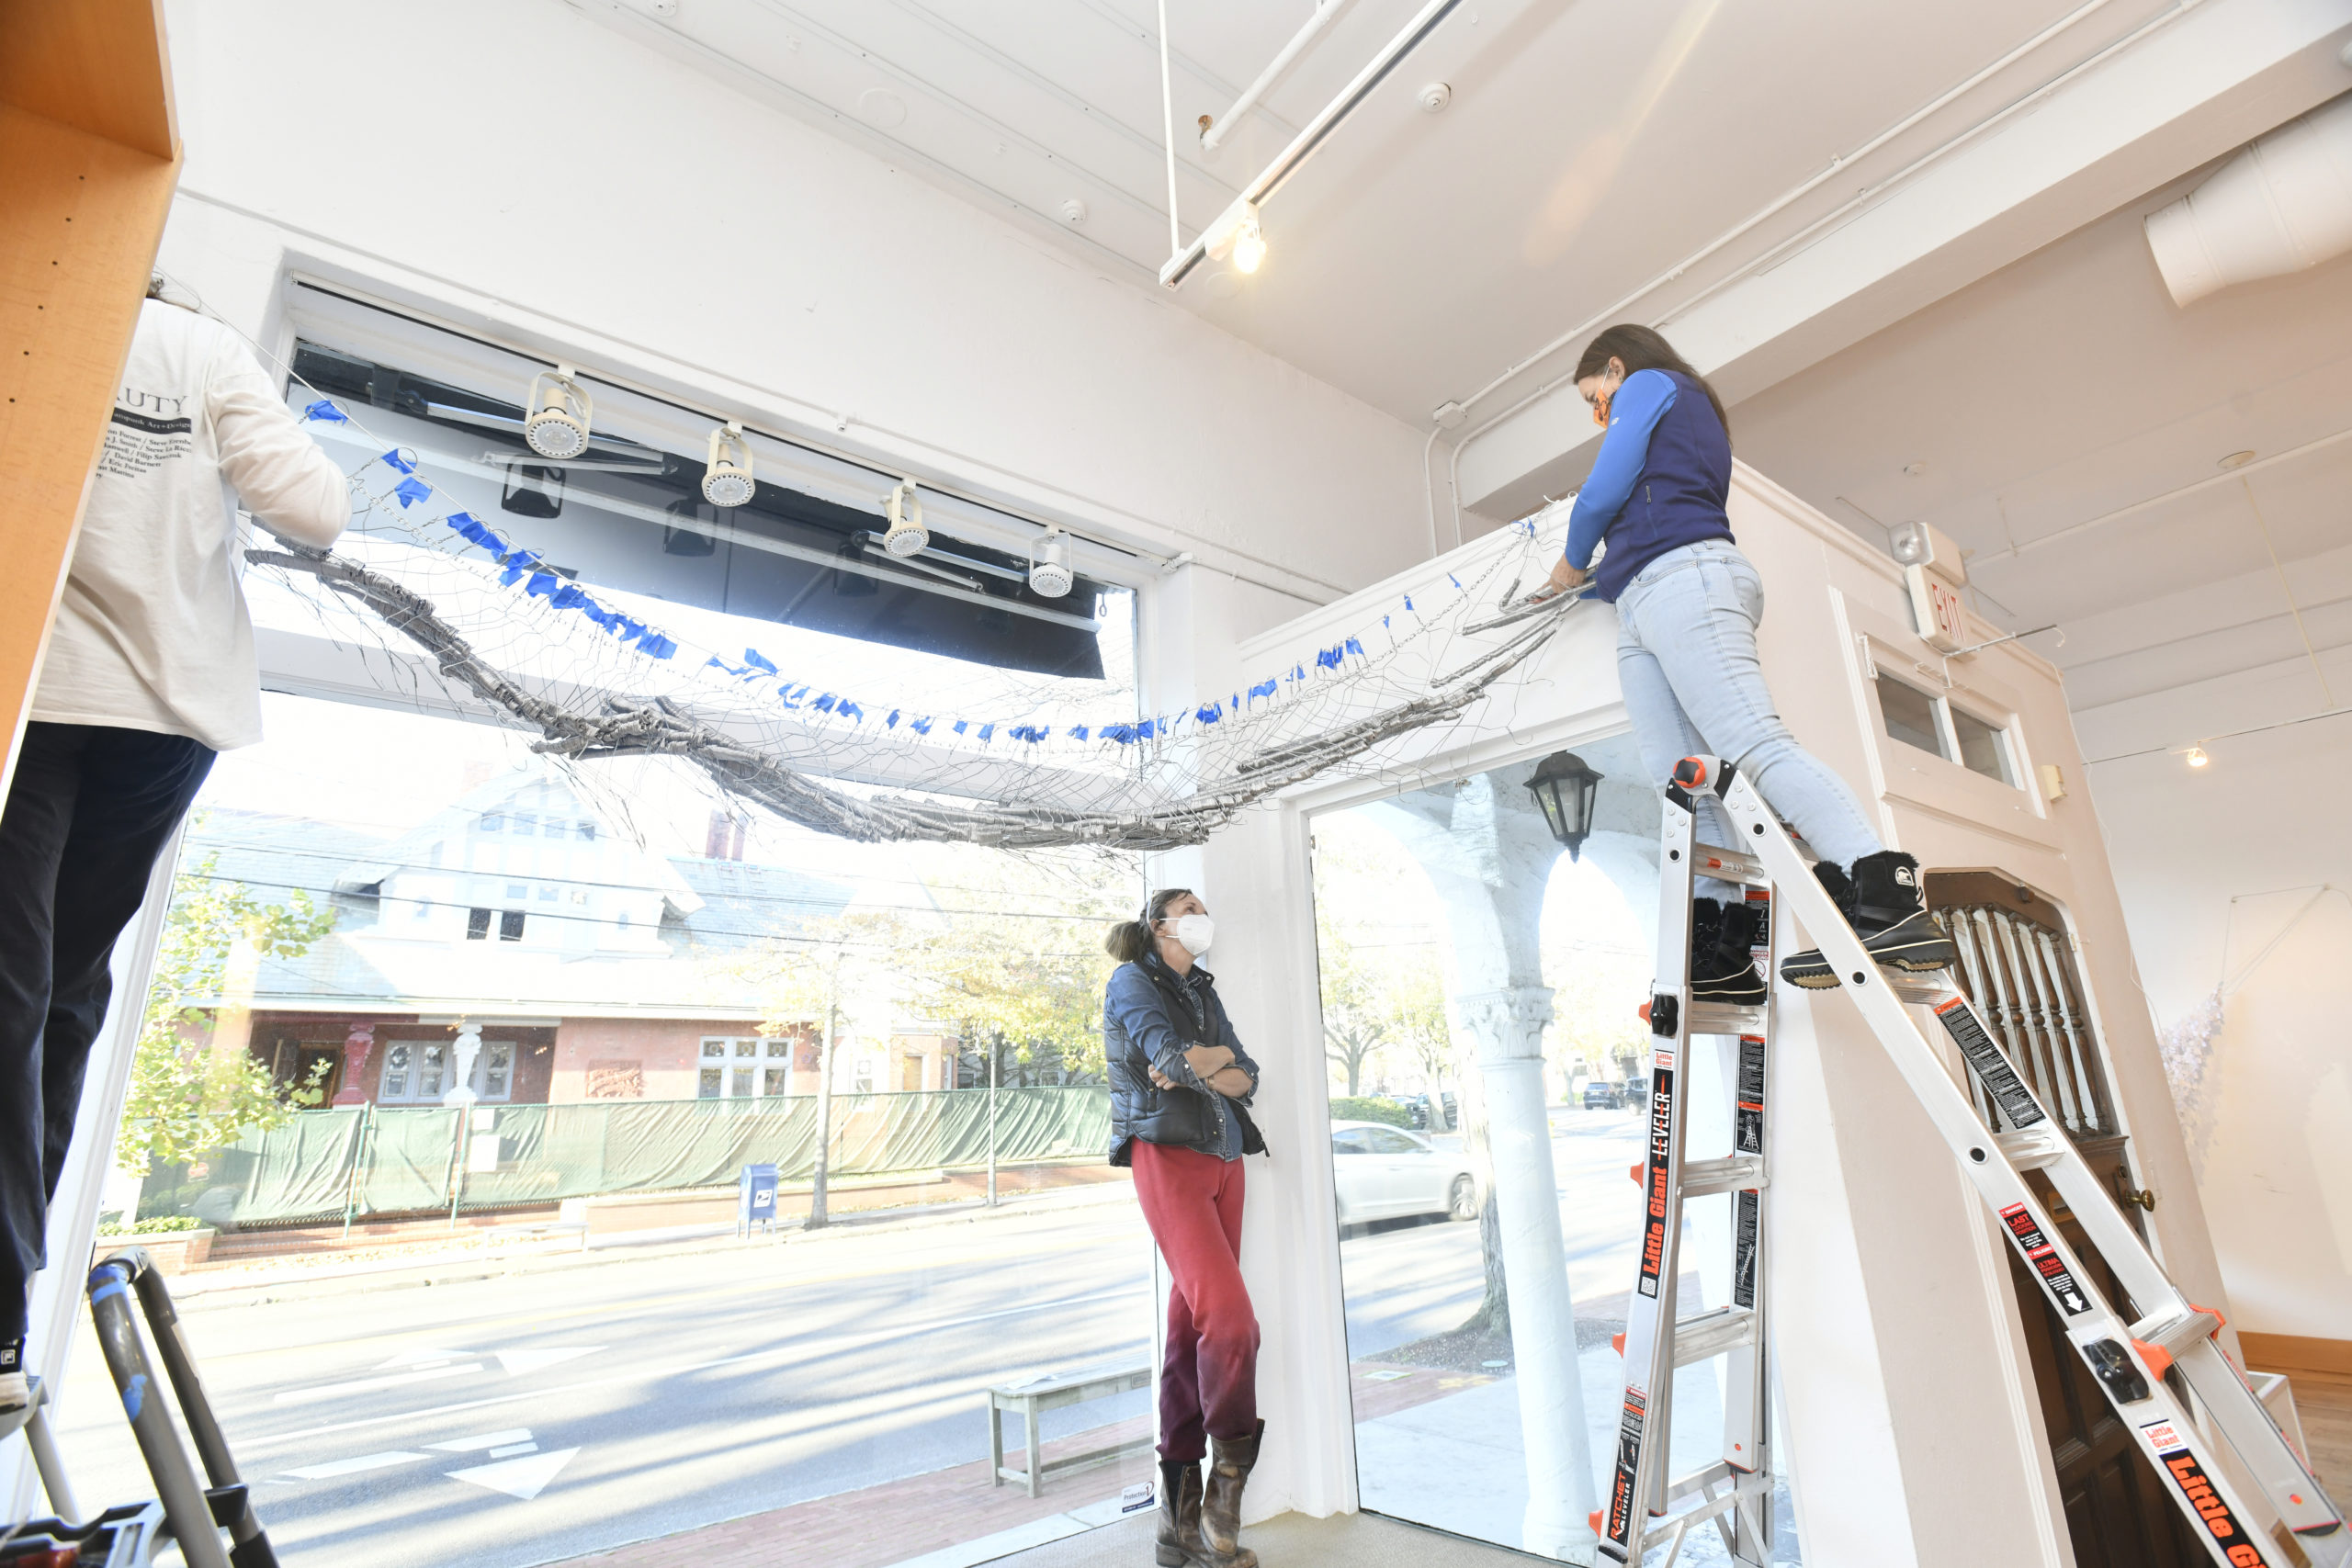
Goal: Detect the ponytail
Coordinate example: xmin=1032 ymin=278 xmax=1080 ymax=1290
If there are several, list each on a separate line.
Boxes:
xmin=1575 ymin=323 xmax=1730 ymax=446
xmin=1105 ymin=887 xmax=1193 ymax=962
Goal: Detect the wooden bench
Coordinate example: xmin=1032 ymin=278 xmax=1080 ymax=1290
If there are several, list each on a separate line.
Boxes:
xmin=986 ymin=1362 xmax=1153 ymax=1497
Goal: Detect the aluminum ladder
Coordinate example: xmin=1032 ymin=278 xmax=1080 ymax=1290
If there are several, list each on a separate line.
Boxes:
xmin=1596 ymin=752 xmax=2347 ymax=1568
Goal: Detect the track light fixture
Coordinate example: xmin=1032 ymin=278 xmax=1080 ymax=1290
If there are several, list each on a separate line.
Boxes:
xmin=882 ymin=480 xmax=928 ymax=558
xmin=523 ymin=366 xmax=594 ymax=460
xmin=702 ymin=422 xmax=755 ymax=507
xmin=1232 ymin=210 xmax=1267 ymax=274
xmin=1027 ymin=530 xmax=1073 ymax=599
xmin=1201 ymin=200 xmax=1266 ymax=276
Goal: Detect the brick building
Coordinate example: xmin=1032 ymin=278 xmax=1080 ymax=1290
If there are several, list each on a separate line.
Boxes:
xmin=190 ymin=770 xmax=965 ymax=1106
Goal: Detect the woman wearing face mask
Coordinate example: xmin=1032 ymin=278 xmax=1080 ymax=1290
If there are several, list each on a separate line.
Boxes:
xmin=1102 ymin=889 xmax=1265 ymax=1568
xmin=1531 ymin=323 xmax=1953 ymax=992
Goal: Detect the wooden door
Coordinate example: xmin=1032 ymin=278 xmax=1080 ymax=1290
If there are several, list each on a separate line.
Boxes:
xmin=1926 ymin=873 xmax=2206 ymax=1567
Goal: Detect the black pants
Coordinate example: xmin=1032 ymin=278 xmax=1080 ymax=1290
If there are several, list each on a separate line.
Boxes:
xmin=1 ymin=722 xmax=214 ymax=1345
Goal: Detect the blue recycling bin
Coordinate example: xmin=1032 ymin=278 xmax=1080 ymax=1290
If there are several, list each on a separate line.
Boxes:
xmin=739 ymin=1163 xmax=779 ymax=1235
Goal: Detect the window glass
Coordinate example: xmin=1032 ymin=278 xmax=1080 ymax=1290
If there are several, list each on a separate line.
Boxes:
xmin=482 ymin=1042 xmax=513 ymax=1100
xmin=1364 ymin=1127 xmax=1420 ymax=1154
xmin=382 ymin=1043 xmax=411 ymax=1098
xmin=466 ymin=908 xmax=492 ymax=940
xmin=1950 ymin=706 xmax=2015 ymax=785
xmin=763 ymin=1067 xmax=789 ymax=1096
xmin=1876 ymin=674 xmax=1948 ymax=758
xmin=499 ymin=909 xmax=526 ymax=941
xmin=512 ymin=814 xmax=537 ymax=837
xmin=763 ymin=1039 xmax=790 ymax=1058
xmin=734 ymin=1039 xmax=758 ymax=1057
xmin=577 ymin=821 xmax=597 ymax=842
xmin=419 ymin=1042 xmax=447 ymax=1099
xmin=1330 ymin=1129 xmax=1372 ymax=1155
xmin=701 ymin=1039 xmax=727 ymax=1060
xmin=697 ymin=1067 xmax=723 ymax=1098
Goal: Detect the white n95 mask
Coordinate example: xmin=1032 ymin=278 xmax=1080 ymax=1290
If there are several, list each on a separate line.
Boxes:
xmin=1172 ymin=913 xmax=1216 ymax=957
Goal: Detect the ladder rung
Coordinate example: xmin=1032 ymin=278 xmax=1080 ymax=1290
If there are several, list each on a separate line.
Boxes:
xmin=1689 ymin=843 xmax=1771 ymax=886
xmin=2130 ymin=1306 xmax=2224 ymax=1358
xmin=1679 ymin=1155 xmax=1767 ymax=1199
xmin=1666 ymin=1461 xmax=1738 ymax=1502
xmin=1993 ymin=1127 xmax=2068 ymax=1171
xmin=1688 ymin=1001 xmax=1768 ymax=1037
xmin=1670 ymin=1305 xmax=1758 ymax=1366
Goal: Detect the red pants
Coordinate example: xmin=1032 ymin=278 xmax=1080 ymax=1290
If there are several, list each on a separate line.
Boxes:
xmin=1131 ymin=1140 xmax=1258 ymax=1463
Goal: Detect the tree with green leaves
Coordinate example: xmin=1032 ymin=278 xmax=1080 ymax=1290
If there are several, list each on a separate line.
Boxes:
xmin=737 ymin=911 xmax=911 ymax=1229
xmin=118 ymin=850 xmax=337 ymax=1173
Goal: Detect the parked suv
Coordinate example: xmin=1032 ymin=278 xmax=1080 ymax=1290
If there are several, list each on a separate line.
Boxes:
xmin=1581 ymin=1080 xmax=1626 ymax=1111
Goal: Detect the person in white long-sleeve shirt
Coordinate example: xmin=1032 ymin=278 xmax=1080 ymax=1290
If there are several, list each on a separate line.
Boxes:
xmin=0 ymin=289 xmax=349 ymax=1407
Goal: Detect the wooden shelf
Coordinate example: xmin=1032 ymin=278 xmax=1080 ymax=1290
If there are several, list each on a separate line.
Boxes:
xmin=0 ymin=0 xmax=180 ymax=785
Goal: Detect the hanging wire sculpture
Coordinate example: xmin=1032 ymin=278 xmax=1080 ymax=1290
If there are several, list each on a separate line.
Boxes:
xmin=241 ymin=386 xmax=1585 ymax=851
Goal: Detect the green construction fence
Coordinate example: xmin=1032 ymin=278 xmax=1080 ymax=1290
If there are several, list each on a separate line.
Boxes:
xmin=131 ymin=1086 xmax=1112 ymax=1229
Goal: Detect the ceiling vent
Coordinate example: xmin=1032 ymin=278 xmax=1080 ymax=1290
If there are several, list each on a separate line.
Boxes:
xmin=2145 ymin=92 xmax=2352 ymax=308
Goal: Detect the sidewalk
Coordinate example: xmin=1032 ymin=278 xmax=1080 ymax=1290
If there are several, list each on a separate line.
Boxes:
xmin=158 ymin=1173 xmax=1139 ymax=1306
xmin=554 ymin=1359 xmax=1495 ymax=1568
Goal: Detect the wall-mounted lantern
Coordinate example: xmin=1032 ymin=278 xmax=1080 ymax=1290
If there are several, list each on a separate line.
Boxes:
xmin=1525 ymin=751 xmax=1604 ymax=860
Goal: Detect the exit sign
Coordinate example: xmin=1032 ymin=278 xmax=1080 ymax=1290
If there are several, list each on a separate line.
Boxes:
xmin=1905 ymin=564 xmax=1967 ymax=652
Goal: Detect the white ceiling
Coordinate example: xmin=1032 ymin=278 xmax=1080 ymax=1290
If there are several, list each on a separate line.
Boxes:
xmin=573 ymin=0 xmax=2352 ymax=752
xmin=572 ymin=0 xmax=2183 ymax=424
xmin=1734 ymin=160 xmax=2352 ymax=747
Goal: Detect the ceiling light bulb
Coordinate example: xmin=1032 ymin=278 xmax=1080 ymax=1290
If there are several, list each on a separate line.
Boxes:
xmin=523 ymin=366 xmax=594 ymax=461
xmin=2187 ymin=746 xmax=2210 ymax=768
xmin=702 ymin=421 xmax=755 ymax=508
xmin=1232 ymin=212 xmax=1267 ymax=275
xmin=1028 ymin=530 xmax=1073 ymax=599
xmin=882 ymin=479 xmax=928 ymax=558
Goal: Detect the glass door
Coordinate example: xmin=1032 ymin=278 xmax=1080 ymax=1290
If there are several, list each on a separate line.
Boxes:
xmin=1310 ymin=738 xmax=1804 ymax=1563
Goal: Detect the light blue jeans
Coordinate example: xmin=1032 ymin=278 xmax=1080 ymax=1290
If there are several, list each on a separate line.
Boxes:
xmin=1614 ymin=540 xmax=1883 ymax=902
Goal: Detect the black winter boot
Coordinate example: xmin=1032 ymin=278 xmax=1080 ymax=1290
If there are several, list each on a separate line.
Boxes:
xmin=1201 ymin=1423 xmax=1262 ymax=1568
xmin=1156 ymin=1458 xmax=1206 ymax=1567
xmin=1689 ymin=898 xmax=1768 ymax=1006
xmin=1779 ymin=852 xmax=1953 ymax=987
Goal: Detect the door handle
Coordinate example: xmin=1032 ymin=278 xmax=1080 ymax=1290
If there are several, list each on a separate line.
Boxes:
xmin=2111 ymin=1168 xmax=2156 ymax=1212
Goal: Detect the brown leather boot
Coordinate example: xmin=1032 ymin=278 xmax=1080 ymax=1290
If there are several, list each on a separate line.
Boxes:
xmin=1201 ymin=1423 xmax=1263 ymax=1568
xmin=1156 ymin=1459 xmax=1205 ymax=1567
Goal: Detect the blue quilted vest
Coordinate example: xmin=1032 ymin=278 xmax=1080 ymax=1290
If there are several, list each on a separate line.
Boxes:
xmin=1592 ymin=369 xmax=1736 ymax=604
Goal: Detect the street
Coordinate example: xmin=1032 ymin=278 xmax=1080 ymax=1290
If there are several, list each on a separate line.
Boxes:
xmin=47 ymin=1111 xmax=1649 ymax=1568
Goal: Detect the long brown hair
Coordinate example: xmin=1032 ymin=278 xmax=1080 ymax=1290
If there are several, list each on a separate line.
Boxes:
xmin=1105 ymin=887 xmax=1193 ymax=963
xmin=1575 ymin=324 xmax=1729 ymax=446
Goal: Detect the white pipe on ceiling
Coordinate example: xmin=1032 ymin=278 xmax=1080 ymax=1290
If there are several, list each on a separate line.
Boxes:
xmin=1160 ymin=0 xmax=1463 ymax=288
xmin=2145 ymin=90 xmax=2352 ymax=308
xmin=1199 ymin=0 xmax=1358 ymax=154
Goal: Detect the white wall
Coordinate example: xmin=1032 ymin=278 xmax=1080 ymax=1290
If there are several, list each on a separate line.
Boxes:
xmin=2077 ymin=682 xmax=2352 ymax=1351
xmin=153 ymin=0 xmax=1433 ymax=603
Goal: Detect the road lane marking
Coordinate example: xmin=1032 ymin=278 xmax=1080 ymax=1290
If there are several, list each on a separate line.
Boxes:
xmin=280 ymin=1450 xmax=430 ymax=1480
xmin=489 ymin=1441 xmax=539 ymax=1458
xmin=447 ymin=1446 xmax=577 ymax=1500
xmin=272 ymin=1363 xmax=485 ymax=1405
xmin=494 ymin=1346 xmax=602 ymax=1377
xmin=376 ymin=1346 xmax=478 ymax=1370
xmin=248 ymin=1285 xmax=1151 ymax=1447
xmin=426 ymin=1429 xmax=532 ymax=1452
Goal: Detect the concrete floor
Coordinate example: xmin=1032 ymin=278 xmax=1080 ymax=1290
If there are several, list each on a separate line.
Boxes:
xmin=977 ymin=1508 xmax=1544 ymax=1568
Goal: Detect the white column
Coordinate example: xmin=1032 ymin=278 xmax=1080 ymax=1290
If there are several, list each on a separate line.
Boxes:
xmin=1458 ymin=985 xmax=1599 ymax=1561
xmin=444 ymin=1023 xmax=483 ymax=1106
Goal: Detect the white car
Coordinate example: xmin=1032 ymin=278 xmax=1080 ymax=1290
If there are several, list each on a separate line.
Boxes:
xmin=1329 ymin=1120 xmax=1480 ymax=1226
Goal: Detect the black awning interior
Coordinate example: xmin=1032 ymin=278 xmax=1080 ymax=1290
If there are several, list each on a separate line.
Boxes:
xmin=291 ymin=343 xmax=1110 ymax=679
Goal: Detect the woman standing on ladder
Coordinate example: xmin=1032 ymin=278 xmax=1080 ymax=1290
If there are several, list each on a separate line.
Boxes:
xmin=1102 ymin=889 xmax=1266 ymax=1568
xmin=1531 ymin=323 xmax=1954 ymax=994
